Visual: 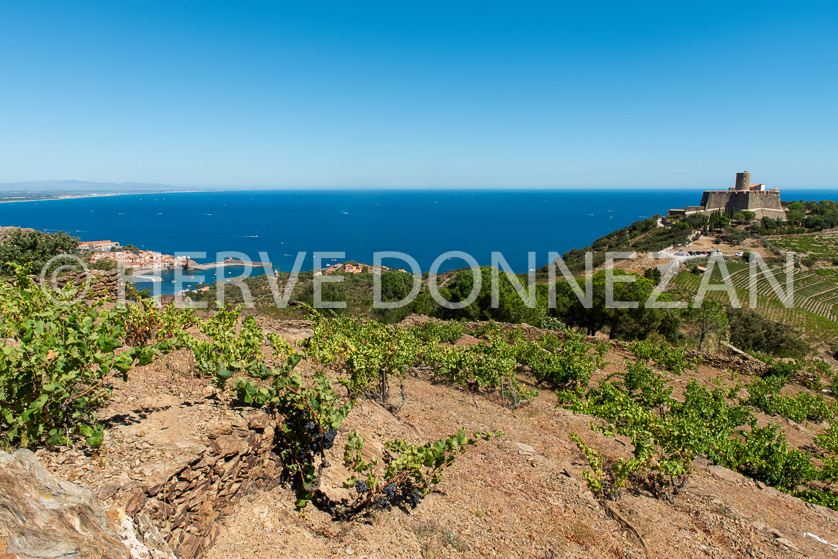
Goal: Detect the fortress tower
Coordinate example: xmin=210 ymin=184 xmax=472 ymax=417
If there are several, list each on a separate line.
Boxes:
xmin=734 ymin=171 xmax=751 ymax=191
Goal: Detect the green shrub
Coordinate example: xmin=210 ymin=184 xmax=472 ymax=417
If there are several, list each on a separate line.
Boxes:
xmin=728 ymin=309 xmax=809 ymax=358
xmin=189 ymin=306 xmax=268 ymax=382
xmin=0 ymin=229 xmax=79 ymax=276
xmin=411 ymin=320 xmax=465 ymax=343
xmin=340 ymin=429 xmax=501 ymax=517
xmin=517 ymin=332 xmax=595 ymax=388
xmin=0 ymin=272 xmax=154 ymax=448
xmin=220 ymin=354 xmax=354 ymax=509
xmin=537 ymin=316 xmax=567 ymax=332
xmin=630 ymin=340 xmax=691 ymax=374
xmin=559 ymin=366 xmax=834 ymax=505
xmin=743 ymin=376 xmax=833 ymax=423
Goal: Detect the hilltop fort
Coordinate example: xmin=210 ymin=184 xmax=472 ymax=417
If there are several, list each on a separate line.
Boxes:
xmin=670 ymin=171 xmax=786 ymax=220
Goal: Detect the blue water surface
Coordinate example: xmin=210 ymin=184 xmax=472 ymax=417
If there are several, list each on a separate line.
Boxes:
xmin=2 ymin=189 xmax=834 ymax=293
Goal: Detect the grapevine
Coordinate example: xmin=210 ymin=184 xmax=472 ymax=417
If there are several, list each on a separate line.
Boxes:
xmin=337 ymin=428 xmax=502 ymax=518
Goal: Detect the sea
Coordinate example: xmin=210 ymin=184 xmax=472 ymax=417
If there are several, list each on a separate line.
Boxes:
xmin=2 ymin=189 xmax=835 ymax=295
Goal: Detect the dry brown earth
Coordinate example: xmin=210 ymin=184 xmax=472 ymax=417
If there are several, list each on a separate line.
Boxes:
xmin=25 ymin=319 xmax=838 ymax=559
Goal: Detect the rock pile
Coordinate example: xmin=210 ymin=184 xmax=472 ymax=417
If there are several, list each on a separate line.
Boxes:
xmin=41 ymin=269 xmax=121 ymax=298
xmin=686 ymin=349 xmax=769 ymax=376
xmin=103 ymin=411 xmax=282 ymax=559
xmin=607 ymin=339 xmax=769 ymax=376
xmin=4 ymin=269 xmax=121 ymax=299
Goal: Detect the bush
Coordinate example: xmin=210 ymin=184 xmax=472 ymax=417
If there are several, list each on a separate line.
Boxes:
xmin=412 ymin=320 xmax=466 ymax=343
xmin=0 ymin=229 xmax=80 ymax=276
xmin=189 ymin=306 xmax=269 ymax=382
xmin=728 ymin=308 xmax=809 ymax=358
xmin=630 ymin=340 xmax=692 ymax=374
xmin=221 ymin=354 xmax=355 ymax=508
xmin=339 ymin=429 xmax=501 ymax=517
xmin=743 ymin=376 xmax=833 ymax=423
xmin=560 ymin=366 xmax=834 ymax=504
xmin=537 ymin=316 xmax=566 ymax=332
xmin=0 ymin=271 xmax=153 ymax=448
xmin=517 ymin=332 xmax=595 ymax=388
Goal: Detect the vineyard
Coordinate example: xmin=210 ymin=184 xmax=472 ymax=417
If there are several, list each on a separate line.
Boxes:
xmin=767 ymin=229 xmax=838 ymax=259
xmin=3 ymin=274 xmax=838 ymax=557
xmin=670 ymin=261 xmax=838 ymax=343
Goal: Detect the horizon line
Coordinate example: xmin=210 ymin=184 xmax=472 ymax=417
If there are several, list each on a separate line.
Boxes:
xmin=2 ymin=181 xmax=838 ymax=192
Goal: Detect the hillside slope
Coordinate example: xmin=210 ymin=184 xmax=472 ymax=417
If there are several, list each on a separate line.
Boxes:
xmin=28 ymin=315 xmax=838 ymax=559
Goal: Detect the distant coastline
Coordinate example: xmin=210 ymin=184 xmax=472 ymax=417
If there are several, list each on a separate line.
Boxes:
xmin=0 ymin=190 xmax=208 ymax=204
xmin=2 ymin=186 xmax=836 ymax=205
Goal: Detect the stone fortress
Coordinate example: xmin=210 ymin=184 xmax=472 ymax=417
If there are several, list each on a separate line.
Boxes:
xmin=670 ymin=171 xmax=786 ymax=220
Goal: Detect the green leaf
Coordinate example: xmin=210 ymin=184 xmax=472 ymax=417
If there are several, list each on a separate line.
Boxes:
xmin=31 ymin=394 xmax=49 ymax=411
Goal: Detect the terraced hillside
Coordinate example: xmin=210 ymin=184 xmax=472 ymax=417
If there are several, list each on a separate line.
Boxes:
xmin=669 ymin=261 xmax=838 ymax=344
xmin=767 ymin=229 xmax=838 ymax=260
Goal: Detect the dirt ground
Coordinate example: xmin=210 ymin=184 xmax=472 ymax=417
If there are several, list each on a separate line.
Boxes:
xmin=36 ymin=321 xmax=838 ymax=559
xmin=688 ymin=235 xmax=770 ymax=258
xmin=594 ymin=234 xmax=769 ymax=277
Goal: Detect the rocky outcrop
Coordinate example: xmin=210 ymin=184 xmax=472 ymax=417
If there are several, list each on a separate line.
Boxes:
xmin=0 ymin=449 xmax=130 ymax=559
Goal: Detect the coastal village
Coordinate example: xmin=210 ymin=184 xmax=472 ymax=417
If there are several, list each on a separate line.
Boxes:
xmin=80 ymin=239 xmax=404 ymax=277
xmin=318 ymin=261 xmax=408 ymax=276
xmin=80 ymin=240 xmax=190 ymax=271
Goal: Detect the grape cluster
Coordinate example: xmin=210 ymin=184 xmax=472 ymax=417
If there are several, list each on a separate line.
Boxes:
xmin=304 ymin=421 xmax=338 ymax=453
xmin=371 ymin=481 xmax=424 ymax=510
xmin=407 ymin=489 xmax=423 ymax=508
xmin=354 ymin=479 xmax=369 ymax=494
xmin=281 ymin=411 xmax=338 ymax=468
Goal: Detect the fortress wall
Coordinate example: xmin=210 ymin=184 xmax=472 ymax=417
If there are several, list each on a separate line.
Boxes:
xmin=700 ymin=191 xmax=732 ymax=210
xmin=746 ymin=191 xmax=784 ymax=211
xmin=699 ymin=190 xmax=785 ymax=220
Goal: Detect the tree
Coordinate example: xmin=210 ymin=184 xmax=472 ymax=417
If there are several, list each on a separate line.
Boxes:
xmin=761 ymin=216 xmax=777 ymax=231
xmin=687 ymin=300 xmax=728 ymax=352
xmin=0 ymin=228 xmax=79 ymax=276
xmin=643 ymin=267 xmax=662 ymax=286
xmin=440 ymin=266 xmax=544 ymax=325
xmin=708 ymin=210 xmax=729 ymax=231
xmin=727 ymin=308 xmax=808 ymax=358
xmin=787 ymin=212 xmax=805 ymax=227
xmin=377 ymin=270 xmax=416 ymax=303
xmin=554 ymin=270 xmax=680 ymax=341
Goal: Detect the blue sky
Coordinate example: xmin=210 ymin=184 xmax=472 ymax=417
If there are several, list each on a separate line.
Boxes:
xmin=1 ymin=1 xmax=836 ymax=188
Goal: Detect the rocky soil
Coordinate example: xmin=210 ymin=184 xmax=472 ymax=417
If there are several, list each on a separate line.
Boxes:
xmin=4 ymin=318 xmax=838 ymax=559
